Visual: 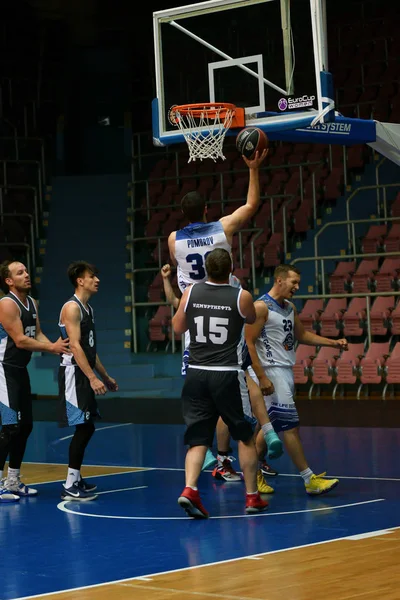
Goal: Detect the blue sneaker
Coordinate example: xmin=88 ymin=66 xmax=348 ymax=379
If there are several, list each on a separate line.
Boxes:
xmin=78 ymin=478 xmax=97 ymax=492
xmin=4 ymin=477 xmax=38 ymax=496
xmin=202 ymin=448 xmax=218 ymax=471
xmin=0 ymin=485 xmax=20 ymax=503
xmin=61 ymin=481 xmax=98 ymax=502
xmin=265 ymin=430 xmax=283 ymax=459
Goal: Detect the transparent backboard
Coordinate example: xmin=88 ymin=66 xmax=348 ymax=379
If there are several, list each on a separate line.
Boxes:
xmin=152 ymin=0 xmax=335 ymax=146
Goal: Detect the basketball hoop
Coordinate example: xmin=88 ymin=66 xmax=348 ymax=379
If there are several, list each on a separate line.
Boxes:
xmin=168 ymin=103 xmax=245 ymax=162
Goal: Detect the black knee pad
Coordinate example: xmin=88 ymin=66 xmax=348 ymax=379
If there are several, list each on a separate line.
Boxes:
xmin=0 ymin=424 xmax=20 ymax=445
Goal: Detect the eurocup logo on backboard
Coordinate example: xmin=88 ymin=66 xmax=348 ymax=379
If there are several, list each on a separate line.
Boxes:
xmin=278 ymin=98 xmax=288 ymax=111
xmin=278 ymin=94 xmax=316 ymax=111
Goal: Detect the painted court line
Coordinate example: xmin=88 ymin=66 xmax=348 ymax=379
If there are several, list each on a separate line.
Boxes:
xmin=57 ymin=497 xmax=385 ymax=521
xmin=52 ymin=423 xmax=133 ymax=443
xmin=347 ymin=529 xmax=395 ymax=540
xmin=21 ymin=464 xmax=400 ymax=487
xmin=96 ymin=486 xmax=148 ymax=495
xmin=120 ymin=582 xmax=266 ymax=600
xmin=13 ymin=523 xmax=400 ymax=600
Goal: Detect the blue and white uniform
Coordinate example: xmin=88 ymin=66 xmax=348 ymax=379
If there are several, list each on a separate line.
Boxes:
xmin=175 ymin=221 xmax=239 ymax=376
xmin=175 ymin=221 xmax=231 ymax=293
xmin=247 ymin=293 xmax=299 ymax=432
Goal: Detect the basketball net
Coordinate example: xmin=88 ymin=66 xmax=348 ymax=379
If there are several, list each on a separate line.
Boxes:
xmin=169 ymin=103 xmax=235 ymax=162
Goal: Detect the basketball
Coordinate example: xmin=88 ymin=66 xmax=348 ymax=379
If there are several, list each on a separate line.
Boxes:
xmin=236 ymin=127 xmax=268 ymax=160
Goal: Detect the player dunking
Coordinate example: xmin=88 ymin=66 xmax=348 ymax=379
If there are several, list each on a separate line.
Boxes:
xmin=166 ymin=149 xmax=281 ymax=489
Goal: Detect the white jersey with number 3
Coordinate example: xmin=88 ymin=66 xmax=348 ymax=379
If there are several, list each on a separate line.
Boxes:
xmin=255 ymin=294 xmax=296 ymax=367
xmin=175 ymin=221 xmax=231 ymax=293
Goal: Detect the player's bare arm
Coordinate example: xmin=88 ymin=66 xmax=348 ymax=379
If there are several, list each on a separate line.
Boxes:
xmin=293 ymin=305 xmax=348 ymax=350
xmin=161 ymin=264 xmax=180 ymax=309
xmin=94 ymin=354 xmax=118 ymax=391
xmin=0 ymin=298 xmax=69 ymax=355
xmin=239 ymin=289 xmax=256 ymax=324
xmin=31 ymin=298 xmax=70 ymax=352
xmin=168 ymin=231 xmax=178 ymax=266
xmin=172 ymin=285 xmax=191 ymax=335
xmin=62 ymin=302 xmax=107 ymax=395
xmin=244 ymin=300 xmax=274 ymax=396
xmin=219 ymin=149 xmax=268 ymax=241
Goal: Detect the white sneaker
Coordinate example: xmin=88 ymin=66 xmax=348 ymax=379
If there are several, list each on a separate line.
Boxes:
xmin=0 ymin=480 xmax=20 ymax=503
xmin=5 ymin=477 xmax=38 ymax=497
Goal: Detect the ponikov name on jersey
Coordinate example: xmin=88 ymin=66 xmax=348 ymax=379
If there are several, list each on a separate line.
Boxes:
xmin=187 ymin=236 xmax=214 ymax=248
xmin=193 ymin=303 xmax=232 ymax=311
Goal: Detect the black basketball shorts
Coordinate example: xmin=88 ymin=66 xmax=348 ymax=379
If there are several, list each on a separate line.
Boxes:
xmin=182 ymin=367 xmax=254 ymax=447
xmin=0 ymin=364 xmax=32 ymax=425
xmin=58 ymin=365 xmax=99 ymax=428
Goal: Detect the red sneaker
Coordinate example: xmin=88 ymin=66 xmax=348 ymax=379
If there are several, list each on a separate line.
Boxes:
xmin=245 ymin=492 xmax=269 ymax=514
xmin=178 ymin=487 xmax=209 ymax=519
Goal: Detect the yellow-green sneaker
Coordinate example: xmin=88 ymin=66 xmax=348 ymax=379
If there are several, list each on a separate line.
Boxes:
xmin=305 ymin=472 xmax=339 ymax=495
xmin=257 ymin=470 xmax=274 ymax=494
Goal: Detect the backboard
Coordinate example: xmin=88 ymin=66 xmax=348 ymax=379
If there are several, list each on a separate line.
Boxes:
xmin=152 ymin=0 xmax=335 ymax=147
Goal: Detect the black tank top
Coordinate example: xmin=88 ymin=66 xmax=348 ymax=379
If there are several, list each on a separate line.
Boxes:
xmin=185 ymin=282 xmax=245 ymax=368
xmin=59 ymin=295 xmax=97 ymax=369
xmin=0 ymin=292 xmax=37 ymax=367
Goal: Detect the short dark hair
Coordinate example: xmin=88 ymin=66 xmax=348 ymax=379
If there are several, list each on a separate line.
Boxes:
xmin=67 ymin=261 xmax=98 ymax=288
xmin=0 ymin=260 xmax=14 ymax=293
xmin=273 ymin=264 xmax=301 ymax=281
xmin=205 ymin=248 xmax=232 ymax=282
xmin=181 ymin=191 xmax=206 ymax=222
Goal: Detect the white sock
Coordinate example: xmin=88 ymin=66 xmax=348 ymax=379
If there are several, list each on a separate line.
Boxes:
xmin=66 ymin=468 xmax=80 ymax=488
xmin=246 ymin=491 xmax=258 ymax=496
xmin=300 ymin=468 xmax=314 ymax=485
xmin=7 ymin=467 xmax=20 ymax=481
xmin=188 ymin=486 xmax=198 ymax=491
xmin=261 ymin=423 xmax=273 ymax=435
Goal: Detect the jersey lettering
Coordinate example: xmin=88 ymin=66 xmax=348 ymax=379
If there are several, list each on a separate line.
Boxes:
xmin=24 ymin=325 xmax=36 ymax=338
xmin=186 ymin=252 xmax=210 ymax=281
xmin=88 ymin=330 xmax=94 ymax=347
xmin=194 ymin=316 xmax=229 ymax=345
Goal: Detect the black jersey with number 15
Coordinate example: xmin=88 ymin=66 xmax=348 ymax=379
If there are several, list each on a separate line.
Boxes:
xmin=185 ymin=282 xmax=245 ymax=368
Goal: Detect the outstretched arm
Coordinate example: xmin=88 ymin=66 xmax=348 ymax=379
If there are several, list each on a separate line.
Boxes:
xmin=294 ymin=307 xmax=348 ymax=350
xmin=219 ymin=149 xmax=268 ymax=241
xmin=0 ymin=298 xmax=69 ymax=355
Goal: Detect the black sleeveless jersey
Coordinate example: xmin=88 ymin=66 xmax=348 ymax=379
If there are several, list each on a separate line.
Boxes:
xmin=0 ymin=292 xmax=37 ymax=368
xmin=185 ymin=282 xmax=245 ymax=368
xmin=59 ymin=295 xmax=97 ymax=369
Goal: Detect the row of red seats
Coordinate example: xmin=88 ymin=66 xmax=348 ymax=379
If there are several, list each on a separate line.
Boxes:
xmin=294 ymin=341 xmax=400 ymax=389
xmin=329 ymin=257 xmax=400 ymax=294
xmin=299 ymin=295 xmax=400 ymax=337
xmin=361 ymin=223 xmax=400 ymax=253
